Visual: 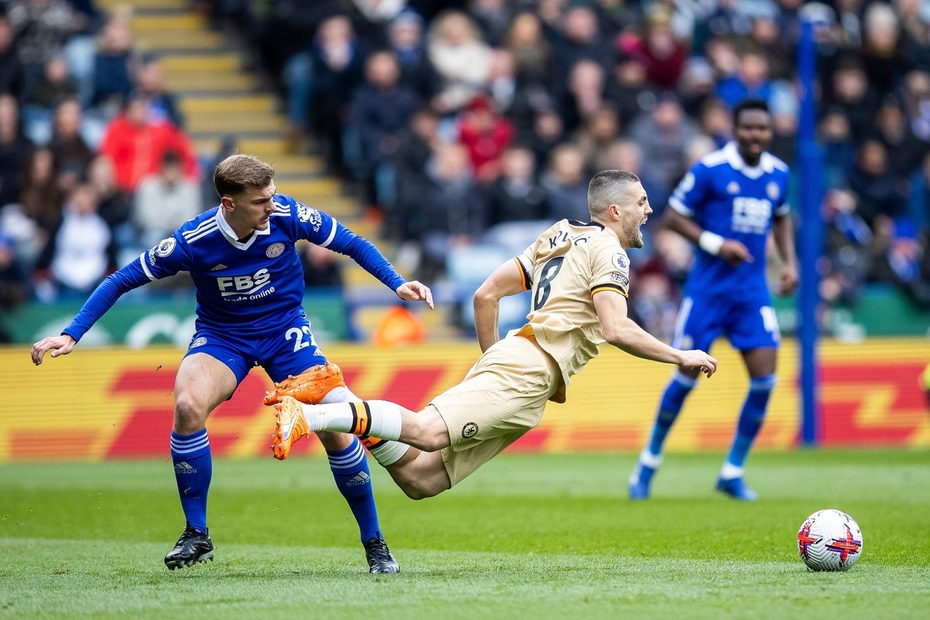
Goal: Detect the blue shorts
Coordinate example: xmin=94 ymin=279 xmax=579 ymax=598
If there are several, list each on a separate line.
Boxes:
xmin=671 ymin=295 xmax=780 ymax=353
xmin=184 ymin=310 xmax=326 ymax=385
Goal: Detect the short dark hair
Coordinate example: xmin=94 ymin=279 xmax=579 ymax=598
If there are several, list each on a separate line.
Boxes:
xmin=733 ymin=98 xmax=770 ymax=125
xmin=588 ymin=169 xmax=641 ymax=218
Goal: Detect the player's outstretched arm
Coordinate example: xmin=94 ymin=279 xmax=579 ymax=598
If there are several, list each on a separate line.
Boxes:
xmin=473 ymin=259 xmax=526 ymax=352
xmin=31 ymin=334 xmax=77 ymax=366
xmin=663 ymin=208 xmax=751 ymax=267
xmin=396 ymin=280 xmax=434 ymax=309
xmin=594 ymin=291 xmax=717 ymax=378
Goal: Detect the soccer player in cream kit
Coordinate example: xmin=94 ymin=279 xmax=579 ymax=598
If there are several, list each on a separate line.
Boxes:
xmin=32 ymin=154 xmax=433 ymax=572
xmin=628 ymin=98 xmax=799 ymax=500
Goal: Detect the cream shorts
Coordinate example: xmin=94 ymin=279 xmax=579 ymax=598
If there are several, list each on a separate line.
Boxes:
xmin=431 ymin=334 xmax=559 ymax=486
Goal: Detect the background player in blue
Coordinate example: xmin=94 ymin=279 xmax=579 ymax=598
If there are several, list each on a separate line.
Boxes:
xmin=30 ymin=154 xmax=434 ymax=572
xmin=628 ymin=98 xmax=798 ymax=501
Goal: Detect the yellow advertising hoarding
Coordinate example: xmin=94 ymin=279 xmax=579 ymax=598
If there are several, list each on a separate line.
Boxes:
xmin=0 ymin=338 xmax=927 ymax=461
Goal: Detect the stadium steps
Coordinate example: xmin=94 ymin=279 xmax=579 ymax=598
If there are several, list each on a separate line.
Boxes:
xmin=94 ymin=0 xmax=461 ymax=340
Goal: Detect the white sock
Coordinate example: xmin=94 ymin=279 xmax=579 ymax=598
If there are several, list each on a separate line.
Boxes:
xmin=367 ymin=440 xmax=410 ymax=467
xmin=307 ymin=400 xmax=403 ymax=441
xmin=366 ymin=400 xmax=403 ymax=441
xmin=320 ymin=388 xmax=409 ymax=466
xmin=639 ymin=448 xmax=663 ymax=468
xmin=719 ymin=462 xmax=744 ymax=480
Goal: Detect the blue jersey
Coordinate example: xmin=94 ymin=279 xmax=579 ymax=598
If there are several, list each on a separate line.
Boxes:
xmin=63 ymin=194 xmax=406 ymax=342
xmin=668 ymin=142 xmax=790 ymax=301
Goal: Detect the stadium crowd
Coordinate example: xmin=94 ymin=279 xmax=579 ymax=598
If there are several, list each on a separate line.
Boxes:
xmin=2 ymin=0 xmax=930 ymax=342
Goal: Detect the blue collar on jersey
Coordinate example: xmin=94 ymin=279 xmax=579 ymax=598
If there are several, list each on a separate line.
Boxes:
xmin=216 ymin=207 xmax=271 ymax=250
xmin=723 ymin=142 xmax=776 ymax=180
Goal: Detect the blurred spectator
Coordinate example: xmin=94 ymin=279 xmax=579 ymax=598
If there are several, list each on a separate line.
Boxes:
xmin=902 ymin=68 xmax=930 ymax=141
xmin=869 ymin=215 xmax=930 ymax=306
xmin=484 ymin=144 xmax=547 ymax=225
xmin=133 ymin=150 xmax=202 ymax=248
xmin=574 ymin=104 xmax=618 ymax=175
xmin=0 ymin=93 xmax=31 ymax=208
xmin=827 ymin=60 xmax=880 ymax=141
xmin=859 ymin=2 xmax=905 ymax=95
xmin=7 ymin=0 xmax=83 ymax=83
xmin=749 ymin=12 xmax=792 ymax=80
xmin=468 ymin=0 xmax=512 ymax=48
xmin=136 ymin=56 xmax=184 ymax=129
xmin=607 ymin=138 xmax=667 ymax=219
xmin=561 ymin=59 xmax=607 ymax=133
xmin=628 ymin=94 xmax=698 ymax=195
xmin=34 ymin=182 xmax=115 ymax=301
xmin=346 ymin=50 xmax=418 ymax=209
xmin=299 ymin=241 xmax=344 ymax=288
xmin=819 ymin=188 xmax=872 ymax=305
xmin=0 ymin=12 xmax=26 ymax=100
xmin=457 ymin=94 xmax=515 ymax=182
xmin=0 ymin=230 xmax=29 ymax=342
xmin=49 ymin=97 xmax=93 ymax=194
xmin=543 ymin=143 xmax=588 ymax=221
xmin=819 ymin=107 xmax=857 ymax=190
xmin=606 ymin=51 xmax=656 ymax=127
xmin=506 ymin=12 xmax=551 ymax=88
xmin=716 ymin=49 xmax=774 ymax=109
xmin=87 ymin=154 xmax=131 ymax=231
xmin=485 ymin=48 xmax=517 ymax=118
xmin=392 ymin=106 xmax=440 ymax=238
xmin=524 ymin=106 xmax=565 ymax=171
xmin=400 ymin=142 xmax=487 ymax=280
xmin=697 ymin=97 xmax=732 ymax=147
xmin=847 ymin=139 xmax=907 ymax=225
xmin=872 ymin=95 xmax=929 ymax=179
xmin=553 ymin=6 xmax=613 ymax=84
xmin=21 ymin=54 xmax=78 ymax=144
xmin=633 ymin=4 xmax=690 ymax=91
xmin=678 ymin=57 xmax=716 ymax=119
xmin=19 ymin=146 xmax=61 ymax=233
xmin=99 ymin=92 xmax=199 ymax=193
xmin=427 ymin=10 xmax=492 ymax=114
xmin=309 ymin=15 xmax=367 ymax=176
xmin=388 ymin=10 xmax=439 ymax=102
xmin=91 ymin=13 xmax=135 ymax=112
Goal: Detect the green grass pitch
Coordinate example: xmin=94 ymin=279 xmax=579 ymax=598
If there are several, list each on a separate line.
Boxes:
xmin=1 ymin=449 xmax=928 ymax=619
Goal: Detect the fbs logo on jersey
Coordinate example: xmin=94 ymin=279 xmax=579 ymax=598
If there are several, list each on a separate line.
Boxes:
xmin=216 ymin=268 xmax=275 ymax=300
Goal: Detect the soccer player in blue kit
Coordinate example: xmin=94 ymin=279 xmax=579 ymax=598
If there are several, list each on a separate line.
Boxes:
xmin=628 ymin=99 xmax=798 ymax=501
xmin=31 ymin=154 xmax=433 ymax=572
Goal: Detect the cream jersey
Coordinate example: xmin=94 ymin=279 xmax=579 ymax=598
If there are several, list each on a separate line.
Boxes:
xmin=515 ymin=219 xmax=631 ymax=393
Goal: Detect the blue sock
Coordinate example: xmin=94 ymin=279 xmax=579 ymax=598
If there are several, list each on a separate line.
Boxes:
xmin=170 ymin=429 xmax=212 ymax=532
xmin=646 ymin=372 xmax=696 ymax=457
xmin=725 ymin=375 xmax=776 ymax=469
xmin=328 ymin=436 xmax=382 ymax=543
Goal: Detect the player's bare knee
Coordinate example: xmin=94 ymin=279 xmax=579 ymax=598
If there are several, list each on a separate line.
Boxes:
xmin=173 ymin=393 xmax=208 ymax=433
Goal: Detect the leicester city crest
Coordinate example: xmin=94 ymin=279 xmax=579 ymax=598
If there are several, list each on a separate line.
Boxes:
xmin=766 ymin=182 xmax=780 ymax=200
xmin=266 ymin=242 xmax=285 ymax=258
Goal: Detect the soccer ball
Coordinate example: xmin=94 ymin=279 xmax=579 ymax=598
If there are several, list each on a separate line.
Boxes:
xmin=796 ymin=509 xmax=863 ymax=571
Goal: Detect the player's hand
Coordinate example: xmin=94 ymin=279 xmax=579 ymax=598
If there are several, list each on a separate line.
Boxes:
xmin=31 ymin=334 xmax=77 ymax=366
xmin=679 ymin=350 xmax=717 ymax=378
xmin=719 ymin=240 xmax=753 ymax=267
xmin=396 ymin=280 xmax=434 ymax=309
xmin=778 ymin=261 xmax=799 ymax=296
